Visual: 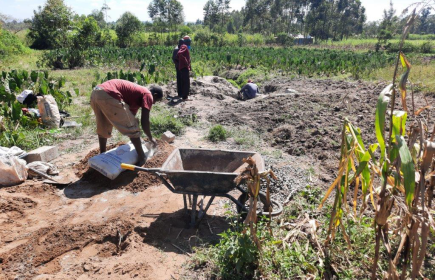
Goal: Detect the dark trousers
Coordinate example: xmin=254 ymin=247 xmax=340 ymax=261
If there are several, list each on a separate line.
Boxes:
xmin=176 ymin=69 xmax=182 ymax=97
xmin=179 ymin=68 xmax=190 ymax=99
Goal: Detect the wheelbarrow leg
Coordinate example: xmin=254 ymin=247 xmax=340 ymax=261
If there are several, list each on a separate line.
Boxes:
xmin=183 ymin=194 xmax=189 ymax=215
xmin=190 ymin=195 xmax=198 ymax=228
xmin=197 ymin=196 xmax=215 ymax=221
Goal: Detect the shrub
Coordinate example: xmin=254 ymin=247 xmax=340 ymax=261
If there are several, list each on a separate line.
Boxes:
xmin=0 ymin=28 xmax=30 ymax=57
xmin=420 ymin=41 xmax=433 ymax=53
xmin=194 ymin=28 xmax=211 ymax=46
xmin=214 ymin=228 xmax=259 ymax=279
xmin=276 ymin=32 xmax=293 ymax=46
xmin=386 ymin=42 xmax=416 ymax=53
xmin=207 ymin=125 xmax=227 ymax=142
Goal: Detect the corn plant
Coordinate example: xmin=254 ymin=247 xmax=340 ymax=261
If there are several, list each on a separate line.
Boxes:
xmin=319 ymin=8 xmax=435 ymax=279
xmin=235 ymin=157 xmax=276 ymax=249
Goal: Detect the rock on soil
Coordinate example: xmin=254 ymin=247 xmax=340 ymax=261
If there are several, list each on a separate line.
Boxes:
xmin=74 ymin=140 xmax=175 ymax=192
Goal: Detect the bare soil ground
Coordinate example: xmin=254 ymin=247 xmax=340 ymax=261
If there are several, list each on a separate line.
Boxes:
xmin=1 ymin=76 xmax=434 ymax=280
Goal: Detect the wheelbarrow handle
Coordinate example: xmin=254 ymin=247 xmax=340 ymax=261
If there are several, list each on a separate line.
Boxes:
xmin=120 ymin=163 xmax=162 ymax=173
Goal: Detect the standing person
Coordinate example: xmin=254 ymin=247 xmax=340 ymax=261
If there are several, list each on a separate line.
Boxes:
xmin=183 ymin=35 xmax=191 ymax=50
xmin=172 ymin=39 xmax=185 ymax=98
xmin=177 ymin=39 xmax=191 ymax=101
xmin=238 ymin=79 xmax=259 ymax=100
xmin=90 ymin=79 xmax=163 ymax=166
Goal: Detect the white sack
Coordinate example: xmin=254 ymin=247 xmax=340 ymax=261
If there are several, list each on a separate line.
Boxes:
xmin=0 ymin=146 xmax=25 ymax=157
xmin=0 ymin=154 xmax=28 ymax=186
xmin=88 ymin=143 xmax=148 ymax=180
xmin=17 ymin=90 xmax=33 ymax=104
xmin=27 ymin=161 xmax=59 ymax=178
xmin=37 ymin=95 xmax=61 ymax=128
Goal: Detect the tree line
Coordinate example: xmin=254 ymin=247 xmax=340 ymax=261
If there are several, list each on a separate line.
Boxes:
xmin=0 ymin=0 xmax=434 ymax=51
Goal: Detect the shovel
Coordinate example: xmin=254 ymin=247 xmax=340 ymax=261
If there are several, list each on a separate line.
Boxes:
xmin=28 ymin=167 xmax=71 ymax=185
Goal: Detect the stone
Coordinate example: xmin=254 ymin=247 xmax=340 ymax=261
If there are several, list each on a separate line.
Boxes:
xmin=25 ymin=146 xmax=59 ymax=163
xmin=285 ymin=88 xmax=299 ymax=94
xmin=161 ymin=131 xmax=175 ymax=143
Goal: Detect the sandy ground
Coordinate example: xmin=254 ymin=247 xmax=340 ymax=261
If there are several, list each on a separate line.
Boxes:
xmin=1 ymin=76 xmax=434 ymax=280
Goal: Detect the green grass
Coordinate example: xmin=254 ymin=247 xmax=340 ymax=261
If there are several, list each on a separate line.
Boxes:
xmin=150 ymin=103 xmax=188 ymax=138
xmin=207 ymin=124 xmax=228 ymax=142
xmin=367 ymin=62 xmax=435 ymax=94
xmin=189 ymin=185 xmax=383 ymax=279
xmin=228 ymin=126 xmax=262 ymax=149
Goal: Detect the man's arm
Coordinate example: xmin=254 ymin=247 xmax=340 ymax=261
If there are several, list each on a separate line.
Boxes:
xmin=141 ymin=108 xmax=157 ymax=146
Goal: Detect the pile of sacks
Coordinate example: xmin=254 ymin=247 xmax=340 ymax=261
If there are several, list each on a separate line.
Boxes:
xmin=0 ymin=146 xmax=28 ymax=186
xmin=0 ymin=146 xmax=58 ymax=186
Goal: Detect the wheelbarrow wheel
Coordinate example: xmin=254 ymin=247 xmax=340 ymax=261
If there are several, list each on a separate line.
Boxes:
xmin=236 ymin=191 xmax=283 ymax=217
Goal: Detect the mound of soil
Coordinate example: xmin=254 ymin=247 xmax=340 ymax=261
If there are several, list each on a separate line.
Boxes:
xmin=163 ymin=76 xmax=239 ymax=100
xmin=74 ymin=140 xmax=175 ymax=192
xmin=0 ymin=219 xmax=133 ymax=278
xmin=0 ymin=196 xmax=37 ymax=220
xmin=3 ymin=182 xmax=58 ymax=196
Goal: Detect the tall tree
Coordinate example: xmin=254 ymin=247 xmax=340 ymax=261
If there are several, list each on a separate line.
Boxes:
xmin=216 ymin=0 xmax=231 ymax=29
xmin=102 ymin=0 xmax=111 ymax=23
xmin=203 ymin=0 xmax=230 ymax=31
xmin=89 ymin=9 xmax=105 ymax=28
xmin=203 ymin=0 xmax=219 ymax=30
xmin=115 ymin=12 xmax=141 ymax=47
xmin=148 ymin=0 xmax=184 ymax=32
xmin=27 ymin=0 xmax=73 ymax=49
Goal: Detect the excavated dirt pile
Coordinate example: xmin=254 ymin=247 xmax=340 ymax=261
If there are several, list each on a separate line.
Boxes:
xmin=74 ymin=140 xmax=175 ymax=192
xmin=0 ymin=219 xmax=133 ymax=278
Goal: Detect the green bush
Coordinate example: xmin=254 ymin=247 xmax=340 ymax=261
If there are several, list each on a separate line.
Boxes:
xmin=0 ymin=28 xmax=30 ymax=57
xmin=207 ymin=124 xmax=227 ymax=142
xmin=236 ymin=68 xmax=266 ymax=87
xmin=386 ymin=42 xmax=416 ymax=53
xmin=420 ymin=41 xmax=433 ymax=54
xmin=214 ymin=228 xmax=259 ymax=279
xmin=276 ymin=33 xmax=293 ymax=46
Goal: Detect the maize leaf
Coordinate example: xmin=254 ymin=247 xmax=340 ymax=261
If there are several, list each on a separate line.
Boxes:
xmin=390 ymin=110 xmax=407 ymax=162
xmin=396 ymin=135 xmax=415 ymax=207
xmin=399 ymin=52 xmax=411 ymax=112
xmin=375 ymin=84 xmax=392 ymax=164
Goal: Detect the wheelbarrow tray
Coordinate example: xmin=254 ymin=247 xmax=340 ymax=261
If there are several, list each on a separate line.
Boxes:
xmin=160 ymin=148 xmax=265 ymax=195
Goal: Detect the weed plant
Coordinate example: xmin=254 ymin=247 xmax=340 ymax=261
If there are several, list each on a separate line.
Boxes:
xmin=207 ymin=125 xmax=227 ymax=142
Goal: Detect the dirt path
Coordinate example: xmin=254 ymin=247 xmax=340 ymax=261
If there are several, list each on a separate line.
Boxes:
xmin=0 ymin=139 xmax=230 ymax=280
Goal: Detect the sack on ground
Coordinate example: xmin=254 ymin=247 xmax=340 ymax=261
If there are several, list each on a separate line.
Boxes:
xmin=27 ymin=161 xmax=59 ymax=178
xmin=88 ymin=143 xmax=148 ymax=180
xmin=37 ymin=95 xmax=61 ymax=128
xmin=0 ymin=154 xmax=28 ymax=186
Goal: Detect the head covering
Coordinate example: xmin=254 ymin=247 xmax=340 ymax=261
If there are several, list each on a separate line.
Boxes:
xmin=183 ymin=35 xmax=191 ymax=48
xmin=178 ymin=39 xmax=185 ymax=48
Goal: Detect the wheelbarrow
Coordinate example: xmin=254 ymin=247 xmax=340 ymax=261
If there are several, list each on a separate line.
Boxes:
xmin=121 ymin=148 xmax=283 ymax=227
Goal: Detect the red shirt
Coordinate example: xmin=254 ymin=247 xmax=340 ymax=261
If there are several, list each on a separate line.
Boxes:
xmin=99 ymin=79 xmax=153 ymax=115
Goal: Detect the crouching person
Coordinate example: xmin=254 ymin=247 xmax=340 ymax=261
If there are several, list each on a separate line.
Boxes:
xmin=90 ymin=79 xmax=163 ymax=166
xmin=238 ymin=79 xmax=259 ymax=100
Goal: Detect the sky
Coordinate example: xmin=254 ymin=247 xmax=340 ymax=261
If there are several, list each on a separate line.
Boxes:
xmin=0 ymin=0 xmax=416 ymax=23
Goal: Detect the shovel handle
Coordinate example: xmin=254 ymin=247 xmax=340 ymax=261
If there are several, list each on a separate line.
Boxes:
xmin=120 ymin=163 xmax=161 ymax=173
